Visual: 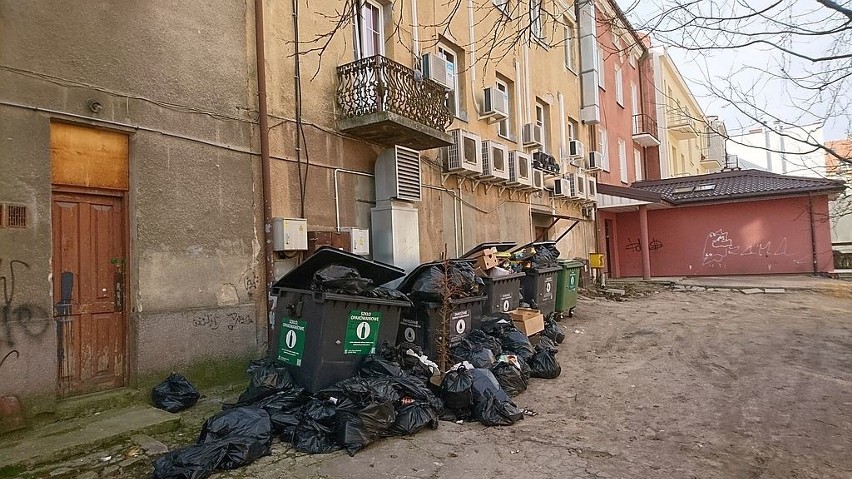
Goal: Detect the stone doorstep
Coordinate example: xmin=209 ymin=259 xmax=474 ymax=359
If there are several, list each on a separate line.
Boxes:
xmin=0 ymin=406 xmax=180 ymax=471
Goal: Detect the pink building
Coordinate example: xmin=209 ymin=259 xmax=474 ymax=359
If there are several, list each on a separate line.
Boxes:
xmin=597 ymin=170 xmax=845 ymax=277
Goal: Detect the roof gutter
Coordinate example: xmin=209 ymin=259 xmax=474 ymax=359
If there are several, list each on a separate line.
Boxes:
xmin=254 ymin=0 xmax=274 ymax=328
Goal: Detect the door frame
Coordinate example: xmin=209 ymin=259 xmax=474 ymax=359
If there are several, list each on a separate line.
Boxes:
xmin=51 ymin=185 xmax=131 ymax=397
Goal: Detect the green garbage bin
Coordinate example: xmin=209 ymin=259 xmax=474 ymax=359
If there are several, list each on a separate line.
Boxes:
xmin=556 ymin=260 xmax=583 ymax=317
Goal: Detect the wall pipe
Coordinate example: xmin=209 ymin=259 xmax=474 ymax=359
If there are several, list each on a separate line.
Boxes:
xmin=334 ymin=168 xmax=375 ymax=232
xmin=254 ymin=0 xmax=274 ymax=325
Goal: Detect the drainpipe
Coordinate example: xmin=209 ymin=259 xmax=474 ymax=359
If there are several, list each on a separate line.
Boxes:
xmin=808 ymin=193 xmax=818 ymax=275
xmin=254 ymin=0 xmax=274 ymax=317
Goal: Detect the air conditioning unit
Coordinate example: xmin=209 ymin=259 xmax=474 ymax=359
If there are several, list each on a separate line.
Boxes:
xmin=582 ymin=204 xmax=596 ymax=219
xmin=586 ymin=151 xmax=603 ymax=172
xmin=564 ymin=173 xmax=580 ymax=199
xmin=586 ymin=175 xmax=598 ymax=198
xmin=531 ymin=169 xmax=545 ymax=190
xmin=481 ymin=140 xmax=510 ymax=182
xmin=375 ymin=145 xmax=422 ymax=202
xmin=422 ymin=53 xmax=451 ymax=89
xmin=568 ymin=139 xmax=585 ymax=158
xmin=444 ymin=129 xmax=483 ymax=176
xmin=574 ymin=172 xmax=587 ymax=199
xmin=482 ymin=87 xmax=509 ymax=120
xmin=549 ymin=178 xmax=571 ymax=197
xmin=508 ymin=151 xmax=532 ymax=187
xmin=522 ymin=123 xmax=543 ymax=148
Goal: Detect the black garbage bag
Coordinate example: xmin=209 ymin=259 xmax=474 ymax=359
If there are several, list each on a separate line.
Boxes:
xmin=490 ymin=361 xmax=527 ymax=397
xmin=529 ymin=244 xmax=561 ymax=268
xmin=470 ymin=368 xmax=510 ymax=405
xmin=387 ymin=401 xmax=440 ymax=436
xmin=537 ymin=335 xmax=558 ymax=352
xmin=500 ymin=329 xmax=535 ymax=361
xmin=516 ymin=356 xmax=532 ymax=382
xmin=152 ymin=373 xmax=201 ymax=413
xmin=230 ymin=358 xmax=296 ymax=407
xmin=451 ymin=340 xmax=495 ymax=369
xmin=312 ymin=264 xmax=372 ymax=294
xmin=359 ymin=355 xmax=405 ymax=378
xmin=335 ymin=400 xmax=396 ymax=456
xmin=408 ymin=262 xmax=484 ymax=302
xmin=197 ymin=407 xmax=273 ymax=448
xmin=365 ymin=286 xmax=409 ymax=301
xmin=268 ymin=402 xmax=304 ymax=441
xmin=291 ymin=399 xmax=340 ymax=454
xmin=474 ymin=389 xmax=524 ymax=427
xmin=152 ymin=442 xmax=226 ymax=479
xmin=542 ymin=316 xmax=566 ymax=344
xmin=466 ymin=329 xmax=503 ymax=357
xmin=439 ymin=366 xmax=474 ymax=417
xmin=322 ymin=377 xmax=400 ymax=405
xmin=217 ymin=436 xmax=271 ymax=470
xmin=529 ymin=348 xmax=561 ymax=379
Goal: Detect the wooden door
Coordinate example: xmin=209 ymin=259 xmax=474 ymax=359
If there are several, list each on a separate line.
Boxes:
xmin=604 ymin=219 xmax=614 ymax=275
xmin=52 ymin=191 xmax=126 ymax=396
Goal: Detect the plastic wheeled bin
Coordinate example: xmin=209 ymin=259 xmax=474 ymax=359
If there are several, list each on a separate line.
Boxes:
xmin=556 ymin=259 xmax=583 ymax=317
xmin=513 ymin=241 xmax=561 ymax=316
xmin=270 ymin=247 xmax=411 ymax=393
xmin=395 ymin=261 xmax=486 ymax=360
xmin=460 ymin=242 xmax=526 ymax=315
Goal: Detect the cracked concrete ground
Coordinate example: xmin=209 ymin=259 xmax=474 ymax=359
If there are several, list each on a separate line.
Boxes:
xmin=31 ymin=286 xmax=852 ymax=479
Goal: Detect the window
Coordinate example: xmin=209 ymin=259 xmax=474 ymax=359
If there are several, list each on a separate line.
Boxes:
xmin=631 ymin=82 xmax=639 ymax=118
xmin=496 ymin=77 xmax=512 ymax=139
xmin=438 ymin=44 xmax=460 ymax=117
xmin=530 ymin=0 xmax=543 ymax=42
xmin=493 ymin=0 xmax=509 ymax=15
xmin=618 ymin=139 xmax=628 ymax=183
xmin=567 ymin=118 xmax=579 ymax=141
xmin=615 ymin=67 xmax=624 ymax=106
xmin=634 ymin=148 xmax=643 ymax=181
xmin=354 ymin=0 xmax=384 ymax=59
xmin=597 ymin=44 xmax=605 ymax=89
xmin=563 ymin=21 xmax=576 ymax=72
xmin=535 ymin=99 xmax=549 ymax=152
xmin=599 ymin=127 xmax=610 ymax=171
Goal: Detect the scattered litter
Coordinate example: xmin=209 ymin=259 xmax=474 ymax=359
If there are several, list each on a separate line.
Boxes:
xmin=100 ymin=456 xmax=112 ymax=462
xmin=510 ymin=449 xmax=521 ymax=454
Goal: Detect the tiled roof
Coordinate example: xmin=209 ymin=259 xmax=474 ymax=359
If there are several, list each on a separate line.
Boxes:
xmin=631 ymin=169 xmax=846 ymax=205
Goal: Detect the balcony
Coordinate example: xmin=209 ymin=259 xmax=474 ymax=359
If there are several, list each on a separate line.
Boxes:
xmin=336 ymin=55 xmax=453 ymax=150
xmin=632 ymin=113 xmax=661 ymax=147
xmin=667 ymin=109 xmax=699 ymax=140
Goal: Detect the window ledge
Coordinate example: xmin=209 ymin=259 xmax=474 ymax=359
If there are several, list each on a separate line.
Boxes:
xmin=565 ymin=66 xmax=578 ymax=76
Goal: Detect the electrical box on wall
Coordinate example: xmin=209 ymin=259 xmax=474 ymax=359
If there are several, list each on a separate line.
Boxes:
xmin=349 ymin=228 xmax=371 ymax=256
xmin=272 ymin=217 xmax=307 ymax=251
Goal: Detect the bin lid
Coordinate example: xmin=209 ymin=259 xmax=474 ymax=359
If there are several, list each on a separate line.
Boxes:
xmin=273 ymin=246 xmax=406 ymax=288
xmin=558 ymin=259 xmax=584 ymax=267
xmin=460 ymin=241 xmax=517 ymax=258
xmin=396 ymin=260 xmax=476 ymax=294
xmin=510 ymin=240 xmax=557 ymax=253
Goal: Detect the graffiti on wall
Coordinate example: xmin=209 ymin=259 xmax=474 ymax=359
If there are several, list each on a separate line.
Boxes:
xmin=193 ymin=310 xmax=254 ymax=331
xmin=625 ymin=237 xmax=664 ymax=253
xmin=1 ymin=259 xmax=50 ymax=348
xmin=702 ymin=230 xmax=795 ymax=266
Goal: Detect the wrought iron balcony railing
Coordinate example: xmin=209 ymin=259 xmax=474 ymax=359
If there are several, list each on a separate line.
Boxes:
xmin=336 ymin=55 xmax=453 ymax=149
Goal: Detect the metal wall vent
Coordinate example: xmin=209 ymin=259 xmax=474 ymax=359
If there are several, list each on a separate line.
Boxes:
xmin=375 ymin=145 xmax=422 ymax=202
xmin=1 ymin=204 xmax=28 ymax=228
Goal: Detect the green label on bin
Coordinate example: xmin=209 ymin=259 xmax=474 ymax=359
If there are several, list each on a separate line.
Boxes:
xmin=278 ymin=318 xmax=307 ymax=366
xmin=568 ymin=272 xmax=578 ymax=290
xmin=344 ymin=310 xmax=382 ymax=355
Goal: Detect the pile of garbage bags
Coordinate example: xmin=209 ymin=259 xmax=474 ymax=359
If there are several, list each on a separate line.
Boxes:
xmin=311 ymin=264 xmax=408 ymax=301
xmin=406 ymin=261 xmax=484 ymax=302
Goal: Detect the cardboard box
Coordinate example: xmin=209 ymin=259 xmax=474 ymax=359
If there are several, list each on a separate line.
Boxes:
xmin=474 ymin=247 xmax=499 ymax=271
xmin=509 ymin=308 xmax=544 ymax=336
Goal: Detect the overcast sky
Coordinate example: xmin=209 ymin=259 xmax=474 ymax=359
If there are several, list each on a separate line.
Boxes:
xmin=616 ymin=0 xmax=850 ymax=141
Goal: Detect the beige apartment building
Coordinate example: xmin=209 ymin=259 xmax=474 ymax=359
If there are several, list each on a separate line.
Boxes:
xmin=651 ymin=47 xmax=719 ymax=177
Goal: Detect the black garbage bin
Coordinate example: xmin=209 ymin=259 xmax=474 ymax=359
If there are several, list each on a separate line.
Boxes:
xmin=513 ymin=241 xmax=561 ymax=316
xmin=395 ymin=261 xmax=486 ymax=360
xmin=460 ymin=242 xmax=525 ymax=316
xmin=270 ymin=247 xmax=410 ymax=393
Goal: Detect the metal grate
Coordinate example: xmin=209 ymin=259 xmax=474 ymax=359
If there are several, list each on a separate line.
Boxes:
xmin=4 ymin=204 xmax=27 ymax=228
xmin=394 ymin=145 xmax=422 ymax=202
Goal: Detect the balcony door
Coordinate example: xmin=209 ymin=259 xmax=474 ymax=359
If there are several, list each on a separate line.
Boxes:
xmin=355 ymin=0 xmax=385 ymax=59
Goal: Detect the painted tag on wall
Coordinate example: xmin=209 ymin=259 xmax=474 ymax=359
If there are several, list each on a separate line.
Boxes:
xmin=344 ymin=310 xmax=381 ymax=355
xmin=277 ymin=318 xmax=307 ymax=366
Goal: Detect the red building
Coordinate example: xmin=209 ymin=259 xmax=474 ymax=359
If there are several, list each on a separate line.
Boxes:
xmin=597 ymin=170 xmax=845 ymax=277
